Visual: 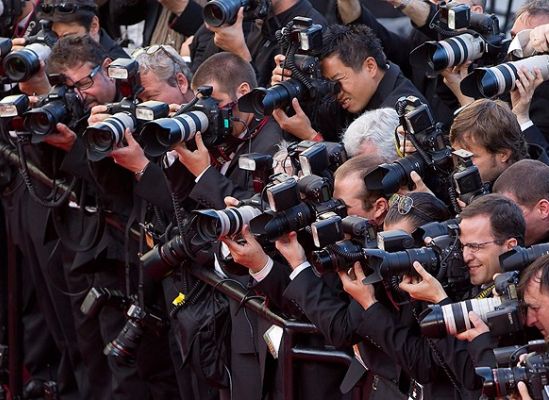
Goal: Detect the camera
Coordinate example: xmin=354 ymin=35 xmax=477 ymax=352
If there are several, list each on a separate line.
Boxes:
xmin=499 ymin=243 xmax=549 ymax=273
xmin=104 ymin=304 xmax=166 ymax=365
xmin=452 ymin=149 xmax=489 ymax=205
xmin=84 ymin=99 xmax=169 ymax=161
xmin=249 ymin=174 xmax=347 ymax=241
xmin=3 ymin=19 xmax=57 ymax=82
xmin=298 ymin=141 xmax=347 ymax=178
xmin=238 ymin=153 xmax=274 ymax=193
xmin=420 ymin=271 xmax=524 ymax=338
xmin=364 ymin=96 xmax=453 ymax=197
xmin=362 ymin=223 xmax=465 ymax=286
xmin=461 ymin=54 xmax=549 ymax=98
xmin=239 ymin=17 xmax=339 ymax=116
xmin=476 ymin=351 xmax=549 ymax=400
xmin=310 ymin=216 xmax=377 ymax=274
xmin=203 ymin=0 xmax=270 ymax=27
xmin=493 ymin=340 xmax=547 ymax=368
xmin=23 ymin=84 xmax=86 ymax=141
xmin=140 ymin=85 xmax=233 ymax=157
xmin=410 ymin=3 xmax=505 ymax=76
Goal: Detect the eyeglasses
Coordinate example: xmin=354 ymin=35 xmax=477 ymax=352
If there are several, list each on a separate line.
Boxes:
xmin=132 ymin=45 xmax=183 ymax=69
xmin=40 ymin=2 xmax=97 ymax=15
xmin=461 ymin=240 xmax=502 ymax=253
xmin=389 ymin=194 xmax=433 ymax=222
xmin=65 ymin=64 xmax=101 ymax=90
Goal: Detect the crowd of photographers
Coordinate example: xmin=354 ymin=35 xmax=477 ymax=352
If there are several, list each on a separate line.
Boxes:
xmin=1 ymin=0 xmax=549 ymax=399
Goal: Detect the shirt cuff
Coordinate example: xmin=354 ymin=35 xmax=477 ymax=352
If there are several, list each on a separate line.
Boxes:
xmin=289 ymin=261 xmax=311 ymax=280
xmin=520 ymin=119 xmax=534 ymax=131
xmin=194 ymin=165 xmax=211 ymax=183
xmin=250 ymin=257 xmax=274 ymax=282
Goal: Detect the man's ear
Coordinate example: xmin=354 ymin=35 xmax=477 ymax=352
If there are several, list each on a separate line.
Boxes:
xmin=236 ymin=81 xmax=251 ymax=98
xmin=504 ymin=237 xmax=518 ymax=250
xmin=101 ymin=57 xmax=113 ymax=70
xmin=536 ymin=198 xmax=549 ymax=220
xmin=175 ymin=72 xmax=189 ymax=92
xmin=372 ymin=197 xmax=389 ymax=225
xmin=89 ymin=15 xmax=100 ymax=38
xmin=498 ymin=148 xmax=512 ymax=164
xmin=362 ymin=56 xmax=378 ymax=77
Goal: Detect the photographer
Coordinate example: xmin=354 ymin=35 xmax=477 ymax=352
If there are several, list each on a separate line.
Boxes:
xmin=341 ymin=107 xmax=401 ymax=161
xmin=13 ymin=0 xmax=128 ymax=96
xmin=271 ymin=24 xmax=429 ymax=141
xmin=161 ymin=51 xmax=288 ymax=400
xmin=44 ymin=35 xmax=180 ymax=400
xmin=493 ymin=159 xmax=549 ymax=246
xmin=190 ymin=0 xmax=326 ymax=86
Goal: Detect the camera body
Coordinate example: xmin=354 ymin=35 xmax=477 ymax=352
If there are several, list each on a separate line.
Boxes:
xmin=3 ymin=19 xmax=58 ymax=82
xmin=410 ymin=2 xmax=506 ymax=75
xmin=476 ymin=350 xmax=549 ymax=400
xmin=499 ymin=243 xmax=549 ymax=273
xmin=452 ymin=149 xmax=489 ymax=205
xmin=23 ymin=84 xmax=86 ymax=141
xmin=239 ymin=17 xmax=339 ymax=116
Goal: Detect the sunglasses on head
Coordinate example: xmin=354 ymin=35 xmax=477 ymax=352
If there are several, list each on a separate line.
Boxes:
xmin=40 ymin=2 xmax=97 ymax=15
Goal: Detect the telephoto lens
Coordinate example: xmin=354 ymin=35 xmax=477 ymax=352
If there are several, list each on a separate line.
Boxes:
xmin=84 ymin=112 xmax=136 ymax=161
xmin=461 ymin=55 xmax=549 ymax=98
xmin=410 ymin=33 xmax=486 ymax=75
xmin=104 ymin=319 xmax=143 ymax=365
xmin=310 ymin=240 xmax=364 ymax=275
xmin=419 ymin=297 xmax=503 ymax=338
xmin=3 ymin=42 xmax=51 ymax=82
xmin=140 ymin=111 xmax=209 ymax=157
xmin=363 ymin=153 xmax=427 ymax=196
xmin=203 ymin=0 xmax=248 ymax=27
xmin=192 ymin=205 xmax=262 ymax=241
xmin=140 ymin=235 xmax=189 ymax=281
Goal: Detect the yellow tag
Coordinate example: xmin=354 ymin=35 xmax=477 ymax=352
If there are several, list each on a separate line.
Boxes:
xmin=145 ymin=232 xmax=155 ymax=249
xmin=172 ymin=293 xmax=186 ymax=307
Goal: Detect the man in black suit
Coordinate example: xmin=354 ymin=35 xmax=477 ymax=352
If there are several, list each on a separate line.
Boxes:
xmin=162 ymin=52 xmax=289 ymax=400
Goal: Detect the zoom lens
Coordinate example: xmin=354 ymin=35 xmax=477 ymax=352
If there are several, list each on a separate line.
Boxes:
xmin=461 ymin=55 xmax=549 ymax=98
xmin=239 ymin=79 xmax=306 ymax=116
xmin=420 ymin=297 xmax=503 ymax=338
xmin=24 ymin=100 xmax=67 ymax=135
xmin=310 ymin=240 xmax=364 ymax=275
xmin=193 ymin=205 xmax=262 ymax=241
xmin=84 ymin=112 xmax=136 ymax=161
xmin=249 ymin=202 xmax=314 ymax=241
xmin=3 ymin=43 xmax=51 ymax=82
xmin=363 ymin=152 xmax=427 ymax=196
xmin=104 ymin=319 xmax=143 ymax=366
xmin=203 ymin=0 xmax=245 ymax=27
xmin=140 ymin=111 xmax=209 ymax=157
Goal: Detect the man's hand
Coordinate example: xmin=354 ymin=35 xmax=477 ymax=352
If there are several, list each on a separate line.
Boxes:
xmin=221 ymin=225 xmax=269 ymax=273
xmin=158 ymin=0 xmax=189 ymax=15
xmin=110 ymin=129 xmax=150 ymax=175
xmin=511 ymin=67 xmax=544 ymax=125
xmin=399 ymin=261 xmax=448 ymax=303
xmin=272 ymin=98 xmax=316 ymax=140
xmin=206 ymin=8 xmax=252 ymax=62
xmin=87 ymin=105 xmax=112 ymax=125
xmin=43 ymin=123 xmax=77 ymax=152
xmin=455 ymin=311 xmax=490 ymax=342
xmin=173 ymin=132 xmax=211 ymax=177
xmin=338 ymin=262 xmax=377 ymax=310
xmin=18 ymin=60 xmax=51 ymax=96
xmin=274 ymin=231 xmax=306 ymax=269
xmin=337 ymin=0 xmax=361 ymax=24
xmin=441 ymin=62 xmax=474 ymax=107
xmin=529 ymin=23 xmax=549 ymax=53
xmin=271 ymin=54 xmax=292 ymax=86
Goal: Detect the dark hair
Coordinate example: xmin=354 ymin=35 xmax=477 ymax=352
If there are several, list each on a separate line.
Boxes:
xmin=493 ymin=159 xmax=549 ymax=207
xmin=450 ymin=99 xmax=528 ymax=164
xmin=321 ymin=24 xmax=387 ymax=71
xmin=384 ymin=192 xmax=451 ymax=230
xmin=333 ymin=155 xmax=385 ymax=212
xmin=47 ymin=34 xmax=107 ymax=74
xmin=37 ymin=0 xmax=97 ymax=30
xmin=516 ymin=0 xmax=549 ymax=19
xmin=460 ymin=194 xmax=525 ymax=245
xmin=518 ymin=253 xmax=549 ymax=295
xmin=191 ymin=52 xmax=257 ymax=98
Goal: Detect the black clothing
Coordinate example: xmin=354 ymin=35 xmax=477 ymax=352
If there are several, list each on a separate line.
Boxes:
xmin=99 ymin=28 xmax=130 ymax=60
xmin=109 ymin=0 xmax=203 ymax=46
xmin=189 ymin=0 xmax=326 ymax=87
xmin=316 ymin=62 xmax=430 ymax=141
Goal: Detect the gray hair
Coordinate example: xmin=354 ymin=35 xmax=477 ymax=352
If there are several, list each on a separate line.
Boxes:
xmin=342 ymin=107 xmax=400 ymax=162
xmin=516 ymin=0 xmax=549 ymax=18
xmin=133 ymin=45 xmax=193 ymax=87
